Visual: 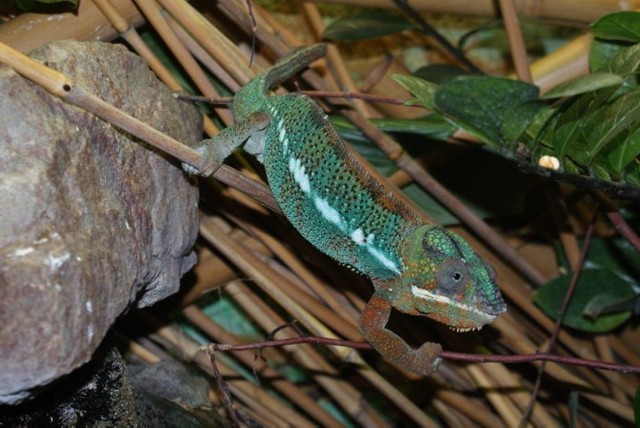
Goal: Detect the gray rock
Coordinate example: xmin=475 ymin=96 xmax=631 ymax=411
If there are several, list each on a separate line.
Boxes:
xmin=0 ymin=40 xmax=201 ymax=404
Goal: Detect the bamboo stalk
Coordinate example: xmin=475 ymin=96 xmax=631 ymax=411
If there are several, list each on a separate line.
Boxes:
xmin=165 ymin=14 xmax=240 ymax=92
xmin=435 ymin=390 xmax=504 ymax=427
xmin=466 ymin=364 xmax=522 ymax=425
xmin=498 ymin=0 xmax=533 ymax=82
xmin=132 ymin=0 xmax=229 ymax=123
xmin=159 ymin=0 xmax=257 ymax=86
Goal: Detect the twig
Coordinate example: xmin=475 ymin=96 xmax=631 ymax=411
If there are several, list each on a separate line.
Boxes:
xmin=177 ymin=90 xmax=422 ymax=107
xmin=243 ymin=0 xmax=258 ymax=67
xmin=604 ymin=210 xmax=640 ymax=253
xmin=517 ymin=161 xmax=640 ymax=201
xmin=521 ymin=219 xmax=596 ymax=426
xmin=201 ymin=336 xmax=640 ymax=374
xmin=207 ymin=349 xmax=242 ymax=428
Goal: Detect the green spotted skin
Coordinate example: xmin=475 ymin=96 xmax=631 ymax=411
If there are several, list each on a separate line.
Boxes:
xmin=233 ymin=48 xmax=421 ymax=280
xmin=259 ymin=93 xmax=419 ymax=279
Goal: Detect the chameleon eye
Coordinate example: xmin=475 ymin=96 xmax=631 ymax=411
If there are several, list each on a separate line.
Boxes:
xmin=436 ymin=259 xmax=469 ymax=292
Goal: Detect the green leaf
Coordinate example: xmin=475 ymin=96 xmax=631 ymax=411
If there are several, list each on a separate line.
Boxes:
xmin=571 ymin=236 xmax=640 ymax=283
xmin=412 ymin=64 xmax=468 ymax=85
xmin=434 ymin=76 xmax=539 ymax=145
xmin=542 ymin=73 xmax=624 ymax=99
xmin=591 ymin=11 xmax=640 ymax=43
xmin=551 ymin=83 xmax=623 ymax=159
xmin=608 ymin=128 xmax=640 ymax=172
xmin=501 ymin=101 xmax=549 ymax=142
xmin=583 ymin=293 xmax=637 ymax=319
xmin=589 ymin=39 xmax=630 ymax=72
xmin=600 ymin=43 xmax=640 ymax=75
xmin=392 ymin=74 xmax=438 ymax=110
xmin=585 ymin=88 xmax=640 ymax=160
xmin=322 ymin=10 xmax=415 ymax=41
xmin=533 ymin=269 xmax=635 ymax=333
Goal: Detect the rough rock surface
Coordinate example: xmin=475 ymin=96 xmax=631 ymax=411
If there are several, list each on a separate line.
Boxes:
xmin=0 ymin=345 xmax=138 ymax=426
xmin=0 ymin=40 xmax=201 ymax=404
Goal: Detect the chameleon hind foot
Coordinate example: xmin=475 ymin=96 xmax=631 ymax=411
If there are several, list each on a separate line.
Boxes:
xmin=182 ymin=139 xmax=225 ymax=176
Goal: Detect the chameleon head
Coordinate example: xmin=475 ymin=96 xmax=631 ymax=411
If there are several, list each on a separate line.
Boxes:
xmin=390 ymin=225 xmax=506 ymax=331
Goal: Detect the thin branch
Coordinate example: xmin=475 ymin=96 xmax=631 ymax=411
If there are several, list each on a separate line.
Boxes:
xmin=207 ymin=350 xmax=242 ymax=428
xmin=201 ymin=336 xmax=640 ymax=374
xmin=517 ymin=161 xmax=640 ymax=201
xmin=548 ymin=222 xmax=595 ymax=347
xmin=522 ymin=220 xmax=595 ymax=425
xmin=605 ymin=210 xmax=640 ymax=253
xmin=176 ymin=91 xmax=422 ymax=107
xmin=244 ymin=0 xmax=258 ymax=67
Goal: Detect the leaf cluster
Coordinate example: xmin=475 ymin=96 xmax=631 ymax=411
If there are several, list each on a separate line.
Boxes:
xmin=394 ymin=12 xmax=640 ymax=196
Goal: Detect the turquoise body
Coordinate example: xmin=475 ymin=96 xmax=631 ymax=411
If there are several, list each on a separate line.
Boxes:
xmin=233 ymin=59 xmax=420 ymax=280
xmin=186 ymin=44 xmax=507 ymax=375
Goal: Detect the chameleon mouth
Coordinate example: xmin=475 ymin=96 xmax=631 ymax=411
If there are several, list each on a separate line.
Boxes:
xmin=450 ymin=326 xmax=482 ymax=333
xmin=411 ymin=285 xmax=498 ymax=325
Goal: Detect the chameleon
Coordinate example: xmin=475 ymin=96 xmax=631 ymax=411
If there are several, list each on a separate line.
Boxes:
xmin=183 ymin=43 xmax=506 ymax=375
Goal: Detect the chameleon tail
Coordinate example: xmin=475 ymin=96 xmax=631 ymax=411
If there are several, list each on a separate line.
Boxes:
xmin=233 ymin=43 xmax=327 ymax=119
xmin=261 ymin=43 xmax=327 ymax=92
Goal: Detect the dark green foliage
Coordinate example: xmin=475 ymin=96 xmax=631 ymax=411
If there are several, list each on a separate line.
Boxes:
xmin=394 ymin=11 xmax=640 ymax=195
xmin=322 ymin=10 xmax=415 ymax=41
xmin=533 ymin=269 xmax=635 ymax=333
xmin=12 ymin=0 xmax=77 ymax=12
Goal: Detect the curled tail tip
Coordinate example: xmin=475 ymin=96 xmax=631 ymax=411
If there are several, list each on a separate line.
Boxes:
xmin=263 ymin=43 xmax=328 ymax=89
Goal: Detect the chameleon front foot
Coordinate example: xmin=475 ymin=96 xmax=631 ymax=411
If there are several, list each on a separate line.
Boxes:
xmin=360 ymin=292 xmax=443 ymax=375
xmin=402 ymin=342 xmax=443 ymax=375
